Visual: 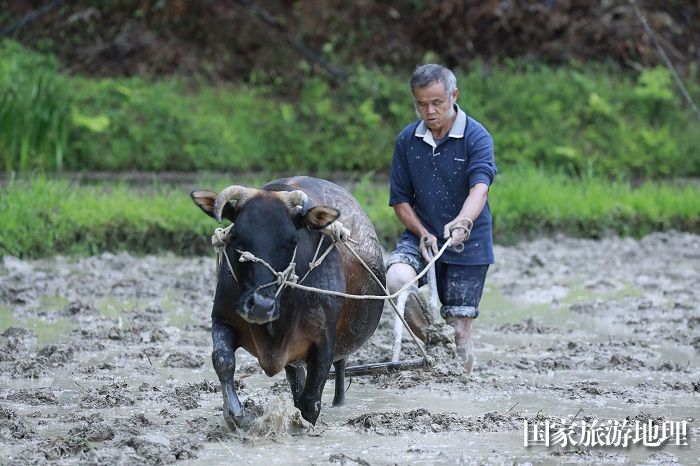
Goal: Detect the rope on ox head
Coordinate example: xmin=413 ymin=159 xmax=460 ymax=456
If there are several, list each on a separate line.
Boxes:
xmin=212 ymin=223 xmax=236 ymax=282
xmin=211 ymin=222 xmax=299 ymax=295
xmin=235 ymin=245 xmax=299 ymax=299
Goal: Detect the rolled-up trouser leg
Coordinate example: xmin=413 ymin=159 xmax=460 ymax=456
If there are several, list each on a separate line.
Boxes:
xmin=437 ymin=264 xmax=489 ymax=319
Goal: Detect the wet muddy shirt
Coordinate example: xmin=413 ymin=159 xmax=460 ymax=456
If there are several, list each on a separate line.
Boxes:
xmin=389 ymin=106 xmax=497 ymax=265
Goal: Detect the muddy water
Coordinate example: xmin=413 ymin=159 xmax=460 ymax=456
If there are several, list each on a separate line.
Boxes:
xmin=0 ymin=232 xmax=698 ymax=465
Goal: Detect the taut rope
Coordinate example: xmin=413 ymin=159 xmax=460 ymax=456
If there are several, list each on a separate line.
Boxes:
xmin=210 ymin=221 xmax=454 ymax=362
xmin=212 ymin=222 xmax=451 ymax=300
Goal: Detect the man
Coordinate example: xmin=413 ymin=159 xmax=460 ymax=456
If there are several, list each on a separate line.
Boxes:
xmin=386 ymin=64 xmax=497 ymax=372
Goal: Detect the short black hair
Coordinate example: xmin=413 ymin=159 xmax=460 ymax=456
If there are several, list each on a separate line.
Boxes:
xmin=410 ymin=64 xmax=457 ymax=96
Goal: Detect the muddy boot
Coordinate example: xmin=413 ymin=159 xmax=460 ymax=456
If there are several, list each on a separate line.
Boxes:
xmin=445 ymin=316 xmax=475 ymax=373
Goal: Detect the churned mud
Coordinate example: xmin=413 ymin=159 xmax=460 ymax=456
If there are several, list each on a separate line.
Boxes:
xmin=0 ymin=231 xmax=698 ymax=465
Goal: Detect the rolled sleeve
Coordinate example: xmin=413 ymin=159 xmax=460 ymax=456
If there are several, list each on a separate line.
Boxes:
xmin=469 ymin=169 xmax=493 ymax=189
xmin=466 ymin=132 xmax=497 ymax=189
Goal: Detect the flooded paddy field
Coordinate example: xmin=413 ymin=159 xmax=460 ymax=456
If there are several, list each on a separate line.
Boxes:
xmin=0 ymin=231 xmax=698 ymax=465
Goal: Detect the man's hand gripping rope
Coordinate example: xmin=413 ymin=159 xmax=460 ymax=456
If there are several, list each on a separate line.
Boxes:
xmin=443 ymin=217 xmax=473 ymax=253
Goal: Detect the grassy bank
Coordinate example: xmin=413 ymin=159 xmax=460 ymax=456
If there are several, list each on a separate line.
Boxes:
xmin=2 ymin=40 xmax=699 ymax=178
xmin=1 ymin=171 xmax=698 ymax=259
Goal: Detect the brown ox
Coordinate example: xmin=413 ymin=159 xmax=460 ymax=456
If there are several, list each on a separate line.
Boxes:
xmin=191 ymin=176 xmax=385 ymax=426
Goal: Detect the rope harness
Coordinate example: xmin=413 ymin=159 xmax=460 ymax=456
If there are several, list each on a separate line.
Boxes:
xmin=210 ymin=220 xmax=455 ymax=363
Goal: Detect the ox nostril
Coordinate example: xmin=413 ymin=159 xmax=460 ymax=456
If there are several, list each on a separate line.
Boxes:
xmin=243 ymin=293 xmax=255 ymax=311
xmin=240 ymin=291 xmax=278 ymax=323
xmin=252 ymin=292 xmax=275 ymax=311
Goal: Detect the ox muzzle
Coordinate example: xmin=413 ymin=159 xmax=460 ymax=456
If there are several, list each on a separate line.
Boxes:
xmin=239 ymin=288 xmax=280 ymax=324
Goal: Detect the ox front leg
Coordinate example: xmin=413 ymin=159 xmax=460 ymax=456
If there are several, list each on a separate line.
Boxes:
xmin=284 ymin=364 xmax=306 ymax=405
xmin=332 ymin=358 xmax=347 ymax=406
xmin=212 ymin=318 xmax=249 ymax=429
xmin=297 ymin=340 xmax=334 ymax=425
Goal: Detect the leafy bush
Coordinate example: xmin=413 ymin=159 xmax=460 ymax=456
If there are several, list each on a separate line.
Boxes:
xmin=460 ymin=62 xmax=700 ymax=179
xmin=66 ymin=77 xmax=274 ymax=171
xmin=2 ymin=40 xmax=699 ymax=178
xmin=0 ymin=41 xmax=70 ymax=171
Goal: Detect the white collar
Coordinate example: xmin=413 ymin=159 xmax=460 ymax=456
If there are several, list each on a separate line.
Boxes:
xmin=414 ymin=104 xmax=466 ymax=148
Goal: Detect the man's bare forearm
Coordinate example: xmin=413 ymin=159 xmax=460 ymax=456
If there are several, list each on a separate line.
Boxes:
xmin=393 ymin=203 xmax=430 ymax=238
xmin=456 ymin=183 xmax=489 ymax=222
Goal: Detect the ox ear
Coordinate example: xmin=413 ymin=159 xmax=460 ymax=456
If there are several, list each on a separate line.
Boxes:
xmin=301 ymin=206 xmax=340 ymax=230
xmin=191 ymin=190 xmax=237 ymax=222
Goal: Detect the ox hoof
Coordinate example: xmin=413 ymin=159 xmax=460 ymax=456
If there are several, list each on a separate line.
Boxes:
xmin=298 ymin=396 xmax=321 ymax=425
xmin=223 ymin=408 xmax=251 ymax=430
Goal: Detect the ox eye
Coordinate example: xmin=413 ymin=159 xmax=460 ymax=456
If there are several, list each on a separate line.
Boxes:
xmin=287 ymin=238 xmax=297 ymax=249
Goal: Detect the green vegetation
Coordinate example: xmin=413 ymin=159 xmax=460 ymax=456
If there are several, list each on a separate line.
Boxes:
xmin=488 ymin=168 xmax=700 ymax=242
xmin=1 ymin=41 xmax=698 ymax=257
xmin=0 ymin=176 xmax=214 ymax=257
xmin=0 ymin=41 xmax=70 ymax=172
xmin=2 ymin=173 xmax=698 ymax=258
xmin=2 ymin=40 xmax=699 ymax=178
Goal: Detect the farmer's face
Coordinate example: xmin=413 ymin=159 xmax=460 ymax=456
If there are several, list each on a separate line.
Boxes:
xmin=413 ymin=81 xmax=458 ymax=136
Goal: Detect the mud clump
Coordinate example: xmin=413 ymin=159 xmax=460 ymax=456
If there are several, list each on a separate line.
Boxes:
xmin=0 ymin=406 xmax=39 ymax=440
xmin=603 ymin=354 xmax=646 ymax=370
xmin=348 ymin=408 xmax=524 ymax=436
xmin=328 ymin=453 xmax=371 ymax=465
xmin=113 ymin=413 xmax=155 ymax=436
xmin=549 ymin=449 xmax=629 ymax=464
xmin=80 ymin=382 xmax=136 ymax=408
xmin=497 ymin=318 xmax=556 ymax=334
xmin=1 ymin=327 xmax=37 ymax=349
xmin=423 ymin=321 xmax=455 ymax=348
xmin=124 ymin=434 xmax=202 ymax=464
xmin=10 ymin=356 xmax=51 ymax=378
xmin=61 ymin=301 xmax=98 ymax=316
xmin=642 ymin=451 xmax=682 ymax=465
xmin=68 ymin=423 xmax=116 ymax=442
xmin=33 ymin=436 xmax=91 ymax=461
xmin=663 ymin=379 xmax=700 ymax=393
xmin=9 ymin=344 xmax=77 ymax=377
xmin=172 ymin=386 xmax=200 ymax=410
xmin=6 ymin=387 xmax=59 ymax=405
xmin=163 ymin=351 xmax=204 ymax=368
xmin=37 ymin=344 xmax=75 ymax=365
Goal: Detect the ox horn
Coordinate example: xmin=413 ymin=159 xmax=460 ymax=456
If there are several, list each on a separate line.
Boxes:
xmin=283 ymin=190 xmax=309 ymax=211
xmin=213 ymin=185 xmax=258 ymax=222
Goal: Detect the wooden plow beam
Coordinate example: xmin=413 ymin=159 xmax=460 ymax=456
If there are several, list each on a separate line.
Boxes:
xmin=327 ymin=358 xmax=428 ymax=379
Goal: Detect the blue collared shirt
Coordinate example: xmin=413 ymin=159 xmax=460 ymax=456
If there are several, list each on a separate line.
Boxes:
xmin=389 ymin=105 xmax=497 ymax=265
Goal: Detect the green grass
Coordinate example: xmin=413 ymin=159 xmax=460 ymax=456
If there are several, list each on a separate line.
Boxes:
xmin=490 ymin=168 xmax=700 ymax=242
xmin=1 ymin=171 xmax=698 ymax=258
xmin=0 ymin=176 xmax=214 ymax=257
